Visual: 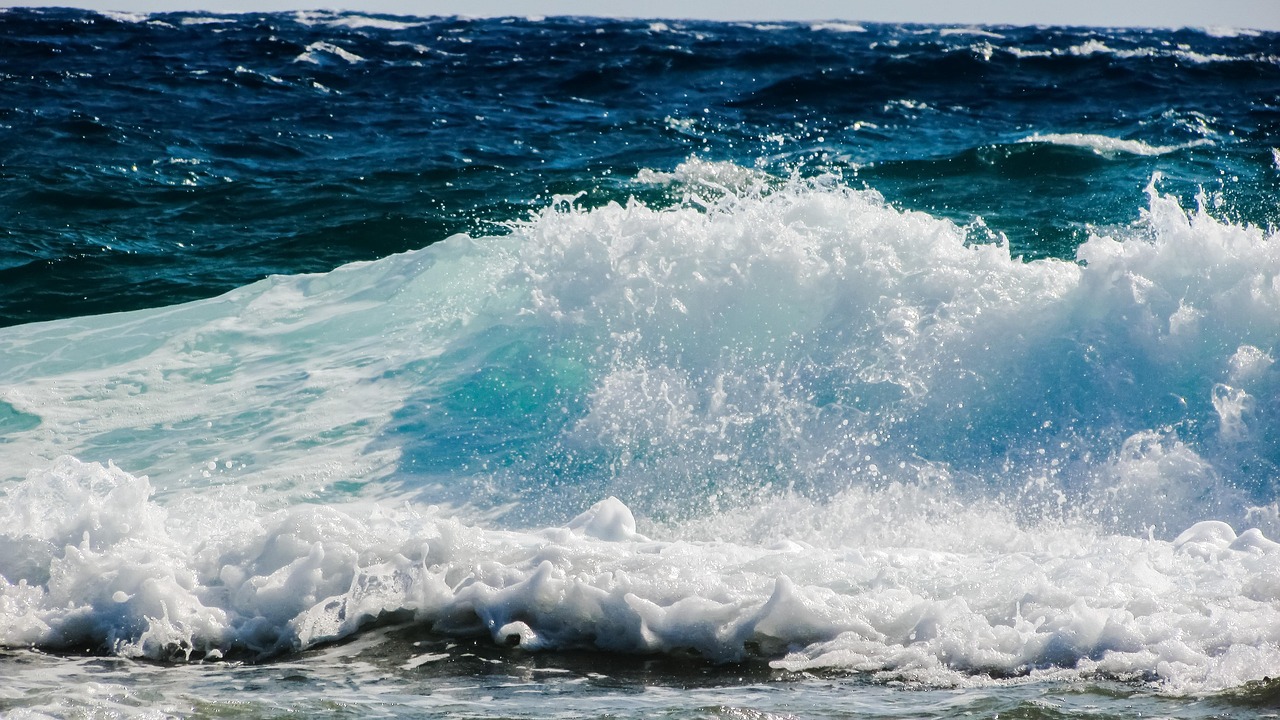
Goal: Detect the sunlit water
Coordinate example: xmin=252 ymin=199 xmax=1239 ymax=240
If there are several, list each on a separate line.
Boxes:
xmin=2 ymin=9 xmax=1280 ymax=718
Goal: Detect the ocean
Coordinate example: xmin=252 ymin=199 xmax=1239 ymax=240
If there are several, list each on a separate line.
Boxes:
xmin=2 ymin=8 xmax=1280 ymax=718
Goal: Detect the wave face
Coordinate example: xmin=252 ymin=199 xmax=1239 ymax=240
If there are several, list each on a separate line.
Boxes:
xmin=3 ymin=173 xmax=1280 ymax=695
xmin=3 ymin=10 xmax=1280 ymax=716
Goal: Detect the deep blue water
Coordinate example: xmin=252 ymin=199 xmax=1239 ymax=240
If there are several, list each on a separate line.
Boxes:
xmin=3 ymin=9 xmax=1280 ymax=719
xmin=2 ymin=9 xmax=1276 ymax=325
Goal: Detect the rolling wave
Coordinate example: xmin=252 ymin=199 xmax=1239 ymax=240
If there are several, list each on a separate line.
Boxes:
xmin=2 ymin=169 xmax=1279 ymax=693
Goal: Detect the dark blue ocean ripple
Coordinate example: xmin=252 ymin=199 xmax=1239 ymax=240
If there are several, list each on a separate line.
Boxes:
xmin=0 ymin=9 xmax=1276 ymax=325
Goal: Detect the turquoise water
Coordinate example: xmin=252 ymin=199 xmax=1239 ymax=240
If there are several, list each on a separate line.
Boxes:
xmin=2 ymin=9 xmax=1280 ymax=718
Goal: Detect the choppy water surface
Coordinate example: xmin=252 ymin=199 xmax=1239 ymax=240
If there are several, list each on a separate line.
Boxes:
xmin=2 ymin=8 xmax=1280 ymax=719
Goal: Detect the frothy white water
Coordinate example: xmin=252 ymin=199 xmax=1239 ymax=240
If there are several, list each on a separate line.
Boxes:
xmin=1019 ymin=132 xmax=1214 ymax=156
xmin=95 ymin=10 xmax=149 ymax=24
xmin=3 ymin=165 xmax=1280 ymax=691
xmin=295 ymin=41 xmax=366 ymax=64
xmin=809 ymin=22 xmax=866 ymax=33
xmin=323 ymin=15 xmax=424 ymax=31
xmin=1005 ymin=41 xmax=1260 ymax=65
xmin=1 ymin=457 xmax=1279 ymax=695
xmin=1199 ymin=26 xmax=1262 ymax=38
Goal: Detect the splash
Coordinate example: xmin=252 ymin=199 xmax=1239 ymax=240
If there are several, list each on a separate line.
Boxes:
xmin=2 ymin=167 xmax=1280 ymax=692
xmin=2 ymin=457 xmax=1279 ymax=695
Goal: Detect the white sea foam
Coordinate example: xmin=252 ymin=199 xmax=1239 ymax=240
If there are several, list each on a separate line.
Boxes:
xmin=3 ymin=164 xmax=1280 ymax=692
xmin=96 ymin=10 xmax=149 ymax=24
xmin=939 ymin=27 xmax=1005 ymax=38
xmin=234 ymin=65 xmax=286 ymax=85
xmin=325 ymin=15 xmax=422 ymax=31
xmin=1004 ymin=41 xmax=1253 ymax=65
xmin=634 ymin=156 xmax=770 ymax=192
xmin=1019 ymin=132 xmax=1213 ymax=156
xmin=387 ymin=40 xmax=434 ymax=55
xmin=180 ymin=16 xmax=234 ymax=26
xmin=1 ymin=457 xmax=1279 ymax=694
xmin=290 ymin=10 xmax=333 ymax=26
xmin=1198 ymin=26 xmax=1261 ymax=38
xmin=295 ymin=41 xmax=366 ymax=65
xmin=809 ymin=22 xmax=866 ymax=33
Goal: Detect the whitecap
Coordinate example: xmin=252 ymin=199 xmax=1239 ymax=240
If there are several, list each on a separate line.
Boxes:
xmin=97 ymin=10 xmax=149 ymax=23
xmin=809 ymin=22 xmax=866 ymax=33
xmin=1199 ymin=25 xmax=1261 ymax=38
xmin=180 ymin=16 xmax=234 ymax=25
xmin=325 ymin=15 xmax=423 ymax=31
xmin=1019 ymin=132 xmax=1213 ymax=156
xmin=939 ymin=27 xmax=1005 ymax=38
xmin=294 ymin=41 xmax=366 ymax=65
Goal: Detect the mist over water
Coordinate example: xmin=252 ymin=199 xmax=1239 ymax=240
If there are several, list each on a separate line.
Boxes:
xmin=2 ymin=8 xmax=1280 ymax=718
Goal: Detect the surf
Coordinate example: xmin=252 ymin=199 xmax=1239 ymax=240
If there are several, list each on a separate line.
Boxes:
xmin=3 ymin=166 xmax=1280 ymax=694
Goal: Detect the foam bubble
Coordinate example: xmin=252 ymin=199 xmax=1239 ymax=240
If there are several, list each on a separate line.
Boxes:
xmin=566 ymin=496 xmax=645 ymax=541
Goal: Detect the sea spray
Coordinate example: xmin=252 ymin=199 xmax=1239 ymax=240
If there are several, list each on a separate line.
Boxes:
xmin=2 ymin=168 xmax=1278 ymax=530
xmin=3 ymin=171 xmax=1280 ymax=694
